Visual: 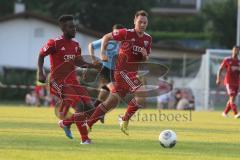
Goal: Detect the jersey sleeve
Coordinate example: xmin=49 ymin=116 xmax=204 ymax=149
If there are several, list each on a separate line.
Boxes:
xmin=220 ymin=58 xmax=228 ymax=69
xmin=112 ymin=29 xmax=127 ymax=41
xmin=92 ymin=39 xmax=102 ymax=50
xmin=39 ymin=39 xmax=56 ymax=56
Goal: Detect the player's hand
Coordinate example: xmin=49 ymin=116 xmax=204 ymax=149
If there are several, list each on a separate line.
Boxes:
xmin=101 ymin=54 xmax=108 ymax=62
xmin=141 ymin=48 xmax=148 ymax=57
xmin=38 ymin=71 xmax=46 ymax=83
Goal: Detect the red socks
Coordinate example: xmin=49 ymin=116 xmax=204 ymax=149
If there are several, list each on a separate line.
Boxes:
xmin=230 ymin=103 xmax=238 ymax=115
xmin=122 ymin=99 xmax=142 ymax=121
xmin=224 ymin=102 xmax=231 ymax=114
xmin=87 ymin=103 xmax=108 ymax=128
xmin=74 ymin=112 xmax=89 ymax=142
xmin=63 ymin=114 xmax=74 ymax=127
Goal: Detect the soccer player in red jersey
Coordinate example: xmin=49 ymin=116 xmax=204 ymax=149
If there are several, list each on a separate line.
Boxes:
xmin=86 ymin=10 xmax=152 ymax=135
xmin=37 ymin=15 xmax=99 ymax=144
xmin=216 ymin=46 xmax=240 ymax=118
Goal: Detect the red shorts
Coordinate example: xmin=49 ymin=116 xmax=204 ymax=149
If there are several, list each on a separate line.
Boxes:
xmin=226 ymin=84 xmax=239 ymax=96
xmin=50 ymin=79 xmax=91 ymax=107
xmin=111 ymin=71 xmax=142 ymax=97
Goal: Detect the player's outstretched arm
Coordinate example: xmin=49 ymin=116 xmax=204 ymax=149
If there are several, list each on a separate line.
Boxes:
xmin=101 ymin=33 xmax=113 ymax=62
xmin=37 ymin=54 xmax=46 ymax=83
xmin=74 ymin=56 xmax=102 ymax=71
xmin=88 ymin=42 xmax=98 ymax=64
xmin=216 ymin=58 xmax=226 ymax=86
xmin=216 ymin=67 xmax=223 ymax=86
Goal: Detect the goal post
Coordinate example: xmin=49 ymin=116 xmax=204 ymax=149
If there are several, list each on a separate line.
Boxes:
xmin=187 ymin=49 xmax=232 ymax=110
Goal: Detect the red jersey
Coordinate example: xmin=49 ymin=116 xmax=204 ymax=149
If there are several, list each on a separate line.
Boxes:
xmin=220 ymin=57 xmax=240 ymax=86
xmin=112 ymin=29 xmax=152 ymax=72
xmin=40 ymin=36 xmax=81 ymax=83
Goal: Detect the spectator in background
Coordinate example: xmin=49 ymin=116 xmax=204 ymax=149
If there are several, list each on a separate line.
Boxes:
xmin=174 ymin=89 xmax=182 ymax=107
xmin=157 ymin=90 xmax=175 ymax=109
xmin=25 ymin=90 xmax=38 ymax=106
xmin=176 ymin=89 xmax=195 ymax=110
xmin=34 ymin=85 xmax=46 ymax=106
xmin=157 ymin=88 xmax=195 ymax=110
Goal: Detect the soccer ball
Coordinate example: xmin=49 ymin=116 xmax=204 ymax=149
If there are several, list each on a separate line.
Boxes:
xmin=159 ymin=130 xmax=177 ymax=148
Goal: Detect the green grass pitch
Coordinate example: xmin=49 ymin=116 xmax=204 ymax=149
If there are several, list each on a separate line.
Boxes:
xmin=0 ymin=105 xmax=240 ymax=160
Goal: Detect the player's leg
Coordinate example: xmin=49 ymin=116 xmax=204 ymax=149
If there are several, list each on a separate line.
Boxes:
xmin=50 ymin=81 xmax=75 ymax=139
xmin=73 ymin=111 xmax=91 ymax=144
xmin=94 ymin=67 xmax=113 ymax=123
xmin=94 ymin=67 xmax=110 ymax=106
xmin=222 ymin=99 xmax=231 ymax=117
xmin=119 ymin=96 xmax=145 ymax=135
xmin=122 ymin=97 xmax=145 ymax=121
xmin=93 ymin=85 xmax=110 ymax=123
xmin=61 ymin=98 xmax=91 ymax=144
xmin=61 ymin=83 xmax=92 ymax=143
xmin=70 ymin=84 xmax=94 ymax=143
xmin=57 ymin=99 xmax=74 ymax=139
xmin=95 ymin=85 xmax=110 ymax=106
xmin=226 ymin=84 xmax=240 ymax=118
xmin=222 ymin=84 xmax=231 ymax=117
xmin=229 ymin=95 xmax=240 ymax=118
xmin=86 ymin=92 xmax=120 ymax=129
xmin=70 ymin=82 xmax=103 ymax=121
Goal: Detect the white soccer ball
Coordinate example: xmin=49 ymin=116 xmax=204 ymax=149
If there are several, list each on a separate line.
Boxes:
xmin=159 ymin=130 xmax=177 ymax=148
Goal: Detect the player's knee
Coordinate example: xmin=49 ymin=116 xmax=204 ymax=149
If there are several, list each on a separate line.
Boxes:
xmin=98 ymin=85 xmax=110 ymax=100
xmin=103 ymin=95 xmax=119 ymax=109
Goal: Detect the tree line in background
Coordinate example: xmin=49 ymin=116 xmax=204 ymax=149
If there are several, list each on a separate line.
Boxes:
xmin=0 ymin=0 xmax=238 ymax=48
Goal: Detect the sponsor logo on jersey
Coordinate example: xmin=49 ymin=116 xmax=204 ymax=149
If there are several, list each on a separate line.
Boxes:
xmin=144 ymin=41 xmax=149 ymax=47
xmin=64 ymin=54 xmax=75 ymax=62
xmin=132 ymin=45 xmax=144 ymax=55
xmin=61 ymin=46 xmax=66 ymax=51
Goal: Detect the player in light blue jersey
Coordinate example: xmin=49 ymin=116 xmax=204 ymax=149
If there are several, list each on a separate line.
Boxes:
xmin=88 ymin=24 xmax=124 ymax=123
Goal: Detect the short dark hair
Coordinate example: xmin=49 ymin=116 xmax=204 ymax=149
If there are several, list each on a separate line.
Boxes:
xmin=135 ymin=10 xmax=148 ymax=18
xmin=58 ymin=15 xmax=74 ymax=23
xmin=112 ymin=24 xmax=124 ymax=30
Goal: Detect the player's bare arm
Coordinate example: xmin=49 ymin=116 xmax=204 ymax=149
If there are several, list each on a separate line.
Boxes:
xmin=74 ymin=55 xmax=101 ymax=71
xmin=88 ymin=42 xmax=98 ymax=64
xmin=37 ymin=54 xmax=46 ymax=83
xmin=216 ymin=66 xmax=224 ymax=86
xmin=101 ymin=33 xmax=113 ymax=61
